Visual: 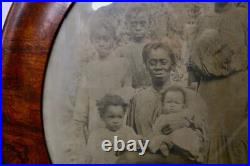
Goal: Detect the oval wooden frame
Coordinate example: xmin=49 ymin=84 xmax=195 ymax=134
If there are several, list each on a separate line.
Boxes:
xmin=2 ymin=2 xmax=73 ymax=163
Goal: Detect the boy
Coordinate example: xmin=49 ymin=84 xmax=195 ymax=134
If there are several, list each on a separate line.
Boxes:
xmin=149 ymin=86 xmax=206 ymax=163
xmin=115 ymin=6 xmax=152 ymax=89
xmin=85 ymin=94 xmax=138 ymax=163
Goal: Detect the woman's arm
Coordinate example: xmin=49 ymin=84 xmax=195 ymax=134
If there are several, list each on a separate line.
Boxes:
xmin=160 ymin=113 xmax=190 ymax=135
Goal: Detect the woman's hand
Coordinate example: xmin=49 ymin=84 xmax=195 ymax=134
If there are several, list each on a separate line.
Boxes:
xmin=161 ymin=116 xmax=189 ymax=135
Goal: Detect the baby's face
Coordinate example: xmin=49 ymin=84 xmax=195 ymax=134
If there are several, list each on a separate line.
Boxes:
xmin=163 ymin=91 xmax=185 ymax=114
xmin=102 ymin=105 xmax=125 ymax=132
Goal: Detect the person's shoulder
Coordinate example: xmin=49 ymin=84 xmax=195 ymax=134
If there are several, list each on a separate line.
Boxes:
xmin=113 ymin=43 xmax=133 ymax=56
xmin=88 ymin=128 xmax=107 ymax=138
xmin=108 ymin=54 xmax=127 ymax=63
xmin=134 ymin=87 xmax=154 ymax=97
xmin=130 ymin=87 xmax=155 ymax=104
xmin=121 ymin=126 xmax=136 ymax=133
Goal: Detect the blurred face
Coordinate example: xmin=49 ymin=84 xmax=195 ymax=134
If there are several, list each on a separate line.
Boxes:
xmin=146 ymin=48 xmax=173 ymax=79
xmin=203 ymin=44 xmax=233 ymax=76
xmin=91 ymin=29 xmax=114 ymax=58
xmin=128 ymin=14 xmax=149 ymax=41
xmin=163 ymin=91 xmax=185 ymax=114
xmin=213 ymin=45 xmax=233 ymax=75
xmin=102 ymin=105 xmax=125 ymax=132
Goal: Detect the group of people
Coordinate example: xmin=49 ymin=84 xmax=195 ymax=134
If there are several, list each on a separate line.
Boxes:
xmin=83 ymin=42 xmax=207 ymax=163
xmin=71 ymin=3 xmax=247 ymax=164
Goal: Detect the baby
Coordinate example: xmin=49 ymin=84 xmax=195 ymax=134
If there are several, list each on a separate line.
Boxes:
xmin=85 ymin=94 xmax=138 ymax=163
xmin=149 ymin=86 xmax=205 ymax=162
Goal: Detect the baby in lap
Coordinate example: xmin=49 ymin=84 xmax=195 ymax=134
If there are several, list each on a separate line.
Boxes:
xmin=149 ymin=86 xmax=205 ymax=162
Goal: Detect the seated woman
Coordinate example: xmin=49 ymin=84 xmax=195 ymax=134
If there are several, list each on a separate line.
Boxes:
xmin=116 ymin=41 xmax=208 ymax=163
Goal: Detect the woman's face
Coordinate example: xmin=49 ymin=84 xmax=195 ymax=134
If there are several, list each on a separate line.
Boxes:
xmin=146 ymin=48 xmax=173 ymax=80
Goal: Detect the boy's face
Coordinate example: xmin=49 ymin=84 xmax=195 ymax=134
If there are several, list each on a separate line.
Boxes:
xmin=163 ymin=91 xmax=185 ymax=114
xmin=146 ymin=48 xmax=173 ymax=80
xmin=128 ymin=14 xmax=149 ymax=41
xmin=102 ymin=105 xmax=125 ymax=132
xmin=92 ymin=30 xmax=114 ymax=58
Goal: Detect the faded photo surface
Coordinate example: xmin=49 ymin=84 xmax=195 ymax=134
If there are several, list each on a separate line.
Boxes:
xmin=43 ymin=2 xmax=248 ymax=164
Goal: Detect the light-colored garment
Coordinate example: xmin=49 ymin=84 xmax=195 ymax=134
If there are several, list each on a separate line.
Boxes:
xmin=85 ymin=126 xmax=138 ymax=163
xmin=73 ymin=55 xmax=135 ymax=133
xmin=127 ymin=85 xmax=208 ymax=161
xmin=115 ymin=42 xmax=151 ymax=89
xmin=150 ymin=112 xmax=204 ymax=162
xmin=127 ymin=86 xmax=208 ymax=136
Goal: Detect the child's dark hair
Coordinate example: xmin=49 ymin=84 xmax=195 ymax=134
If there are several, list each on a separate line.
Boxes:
xmin=96 ymin=94 xmax=128 ymax=118
xmin=162 ymin=86 xmax=187 ymax=106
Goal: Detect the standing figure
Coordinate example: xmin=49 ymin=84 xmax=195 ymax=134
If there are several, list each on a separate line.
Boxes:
xmin=115 ymin=6 xmax=152 ymax=89
xmin=189 ymin=28 xmax=247 ymax=163
xmin=72 ymin=18 xmax=132 ymax=159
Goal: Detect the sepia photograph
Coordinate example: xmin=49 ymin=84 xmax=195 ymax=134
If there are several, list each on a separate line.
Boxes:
xmin=41 ymin=2 xmax=248 ymax=164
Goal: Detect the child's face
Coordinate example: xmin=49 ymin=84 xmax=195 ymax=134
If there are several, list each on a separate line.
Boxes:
xmin=163 ymin=91 xmax=185 ymax=114
xmin=102 ymin=105 xmax=125 ymax=132
xmin=128 ymin=14 xmax=149 ymax=41
xmin=91 ymin=30 xmax=114 ymax=58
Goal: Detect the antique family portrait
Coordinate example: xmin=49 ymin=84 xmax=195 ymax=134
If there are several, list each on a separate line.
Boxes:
xmin=43 ymin=2 xmax=248 ymax=163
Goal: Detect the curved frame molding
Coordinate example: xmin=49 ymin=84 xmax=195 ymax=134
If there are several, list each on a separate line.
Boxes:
xmin=2 ymin=2 xmax=73 ymax=163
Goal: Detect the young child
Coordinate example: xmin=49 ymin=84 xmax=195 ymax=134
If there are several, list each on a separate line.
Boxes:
xmin=85 ymin=94 xmax=138 ymax=163
xmin=149 ymin=86 xmax=206 ymax=163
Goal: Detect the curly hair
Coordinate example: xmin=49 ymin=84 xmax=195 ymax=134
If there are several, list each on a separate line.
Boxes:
xmin=96 ymin=94 xmax=128 ymax=118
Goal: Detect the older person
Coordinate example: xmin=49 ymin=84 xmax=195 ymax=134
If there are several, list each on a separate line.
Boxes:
xmin=117 ymin=42 xmax=208 ymax=163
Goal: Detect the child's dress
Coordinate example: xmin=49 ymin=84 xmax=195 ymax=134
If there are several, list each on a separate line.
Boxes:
xmin=150 ymin=110 xmax=205 ymax=162
xmin=85 ymin=126 xmax=138 ymax=163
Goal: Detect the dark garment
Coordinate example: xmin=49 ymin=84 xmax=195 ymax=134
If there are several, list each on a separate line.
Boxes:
xmin=116 ymin=149 xmax=197 ymax=164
